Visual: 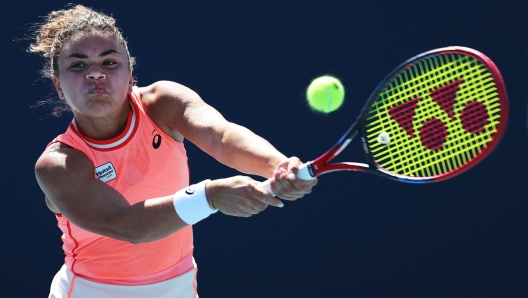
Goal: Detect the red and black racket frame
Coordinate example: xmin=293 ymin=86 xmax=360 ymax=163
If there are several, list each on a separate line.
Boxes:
xmin=304 ymin=47 xmax=508 ymax=183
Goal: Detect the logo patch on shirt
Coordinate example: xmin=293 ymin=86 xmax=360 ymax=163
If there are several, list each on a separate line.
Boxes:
xmin=95 ymin=162 xmax=117 ymax=183
xmin=152 ymin=129 xmax=162 ymax=149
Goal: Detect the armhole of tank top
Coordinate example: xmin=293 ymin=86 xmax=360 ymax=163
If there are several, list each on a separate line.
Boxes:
xmin=52 ymin=134 xmax=76 ymax=150
xmin=51 ymin=132 xmax=98 ymax=168
xmin=130 ymin=87 xmax=185 ymax=146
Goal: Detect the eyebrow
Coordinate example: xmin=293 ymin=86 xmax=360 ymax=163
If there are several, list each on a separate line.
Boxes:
xmin=67 ymin=49 xmax=120 ymax=59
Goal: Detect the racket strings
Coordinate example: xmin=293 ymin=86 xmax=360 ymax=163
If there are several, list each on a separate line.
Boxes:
xmin=391 ymin=58 xmax=497 ymax=175
xmin=387 ymin=75 xmax=496 ymax=174
xmin=364 ymin=53 xmax=503 ymax=178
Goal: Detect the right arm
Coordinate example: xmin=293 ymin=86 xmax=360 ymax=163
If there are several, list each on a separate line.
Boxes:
xmin=36 ymin=143 xmax=272 ymax=244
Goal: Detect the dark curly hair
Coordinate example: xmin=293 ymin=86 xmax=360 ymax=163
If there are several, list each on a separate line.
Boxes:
xmin=28 ymin=5 xmax=135 ymax=116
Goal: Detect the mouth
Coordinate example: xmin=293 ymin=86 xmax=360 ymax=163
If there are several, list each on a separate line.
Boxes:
xmin=88 ymin=86 xmax=109 ymax=95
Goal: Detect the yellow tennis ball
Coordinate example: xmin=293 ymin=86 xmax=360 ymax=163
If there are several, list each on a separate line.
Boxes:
xmin=306 ymin=76 xmax=345 ymax=113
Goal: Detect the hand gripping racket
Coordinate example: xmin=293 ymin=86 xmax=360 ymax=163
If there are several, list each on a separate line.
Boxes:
xmin=260 ymin=46 xmax=508 ymax=195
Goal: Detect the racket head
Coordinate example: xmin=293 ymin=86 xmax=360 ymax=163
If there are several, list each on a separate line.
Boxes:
xmin=359 ymin=46 xmax=508 ymax=183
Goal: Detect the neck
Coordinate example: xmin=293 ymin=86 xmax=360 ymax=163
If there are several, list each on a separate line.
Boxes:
xmin=73 ymin=100 xmax=131 ymax=140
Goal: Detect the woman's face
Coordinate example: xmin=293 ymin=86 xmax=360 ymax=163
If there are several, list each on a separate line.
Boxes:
xmin=53 ymin=32 xmax=133 ymax=119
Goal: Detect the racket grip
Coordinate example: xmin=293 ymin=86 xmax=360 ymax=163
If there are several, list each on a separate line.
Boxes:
xmin=257 ymin=163 xmax=313 ymax=196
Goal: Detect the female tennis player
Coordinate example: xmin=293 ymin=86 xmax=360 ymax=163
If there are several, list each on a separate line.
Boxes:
xmin=31 ymin=5 xmax=316 ymax=298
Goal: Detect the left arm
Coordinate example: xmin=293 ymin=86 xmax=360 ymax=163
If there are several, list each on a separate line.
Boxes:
xmin=139 ymin=81 xmax=317 ymax=199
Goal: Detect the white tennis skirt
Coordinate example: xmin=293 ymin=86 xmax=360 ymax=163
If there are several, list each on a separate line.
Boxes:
xmin=49 ymin=264 xmax=198 ymax=298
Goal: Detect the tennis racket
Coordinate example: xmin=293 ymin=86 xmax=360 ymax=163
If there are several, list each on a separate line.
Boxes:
xmin=260 ymin=46 xmax=508 ymax=195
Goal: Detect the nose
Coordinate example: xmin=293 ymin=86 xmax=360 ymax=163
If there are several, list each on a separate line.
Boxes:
xmin=86 ymin=68 xmax=107 ymax=80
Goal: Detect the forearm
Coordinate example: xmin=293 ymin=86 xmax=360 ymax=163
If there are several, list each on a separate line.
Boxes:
xmin=106 ymin=195 xmax=187 ymax=244
xmin=110 ymin=180 xmax=216 ymax=243
xmin=216 ymin=123 xmax=287 ymax=177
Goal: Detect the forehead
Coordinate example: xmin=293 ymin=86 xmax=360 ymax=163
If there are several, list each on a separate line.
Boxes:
xmin=61 ymin=31 xmax=125 ymax=56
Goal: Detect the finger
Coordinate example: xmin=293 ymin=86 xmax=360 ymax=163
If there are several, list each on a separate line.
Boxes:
xmin=272 ymin=169 xmax=304 ymax=200
xmin=289 ymin=165 xmax=318 ymax=188
xmin=291 ymin=175 xmax=318 ymax=191
xmin=259 ymin=194 xmax=284 ymax=208
xmin=253 ymin=182 xmax=284 ymax=207
xmin=228 ymin=207 xmax=252 ymax=217
xmin=285 ymin=157 xmax=318 ymax=185
xmin=239 ymin=211 xmax=253 ymax=218
xmin=233 ymin=201 xmax=259 ymax=216
xmin=277 ymin=169 xmax=318 ymax=199
xmin=286 ymin=166 xmax=319 ymax=189
xmin=245 ymin=196 xmax=268 ymax=212
xmin=285 ymin=157 xmax=302 ymax=173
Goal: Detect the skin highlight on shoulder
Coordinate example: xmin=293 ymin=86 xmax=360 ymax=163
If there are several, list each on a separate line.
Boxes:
xmin=138 ymin=83 xmax=189 ymax=142
xmin=36 ymin=142 xmax=94 ymax=214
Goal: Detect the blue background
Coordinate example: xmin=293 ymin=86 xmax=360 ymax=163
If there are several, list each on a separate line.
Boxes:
xmin=2 ymin=0 xmax=527 ymax=297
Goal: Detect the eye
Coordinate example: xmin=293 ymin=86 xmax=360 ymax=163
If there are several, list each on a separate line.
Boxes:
xmin=103 ymin=60 xmax=118 ymax=66
xmin=71 ymin=62 xmax=86 ymax=69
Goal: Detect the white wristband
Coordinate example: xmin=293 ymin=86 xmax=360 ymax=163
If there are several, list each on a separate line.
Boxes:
xmin=173 ymin=180 xmax=218 ymax=225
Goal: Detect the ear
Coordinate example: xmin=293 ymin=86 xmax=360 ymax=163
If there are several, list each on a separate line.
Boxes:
xmin=53 ymin=77 xmax=65 ymax=100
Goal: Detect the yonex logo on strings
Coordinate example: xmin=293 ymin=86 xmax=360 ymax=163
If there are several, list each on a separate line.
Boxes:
xmin=388 ymin=78 xmax=489 ymax=151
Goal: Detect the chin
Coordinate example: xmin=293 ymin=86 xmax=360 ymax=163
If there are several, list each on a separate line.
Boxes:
xmin=84 ymin=99 xmax=120 ymax=116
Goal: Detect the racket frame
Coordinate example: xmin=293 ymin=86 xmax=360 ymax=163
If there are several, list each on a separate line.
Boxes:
xmin=306 ymin=46 xmax=508 ymax=183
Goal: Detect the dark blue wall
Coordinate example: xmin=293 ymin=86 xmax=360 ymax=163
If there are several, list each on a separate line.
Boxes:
xmin=3 ymin=1 xmax=527 ymax=297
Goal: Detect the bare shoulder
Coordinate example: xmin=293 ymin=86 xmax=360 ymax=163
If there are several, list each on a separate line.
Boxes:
xmin=138 ymin=81 xmax=201 ymax=108
xmin=136 ymin=81 xmax=206 ymax=139
xmin=36 ymin=143 xmax=95 ymax=214
xmin=35 ymin=143 xmax=94 ymax=194
xmin=36 ymin=142 xmax=93 ymax=175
